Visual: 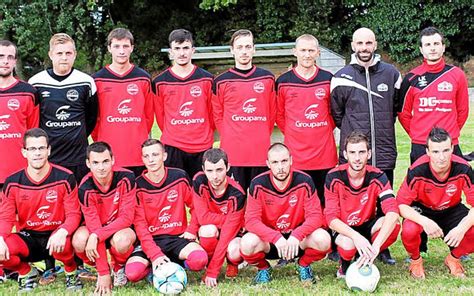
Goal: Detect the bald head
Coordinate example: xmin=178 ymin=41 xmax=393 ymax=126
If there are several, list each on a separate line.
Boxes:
xmin=295 ymin=34 xmax=319 ymax=48
xmin=352 ymin=27 xmax=376 ymax=43
xmin=351 ymin=27 xmax=377 ymax=65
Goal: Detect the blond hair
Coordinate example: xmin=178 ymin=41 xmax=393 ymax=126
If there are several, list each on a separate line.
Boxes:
xmin=49 ymin=33 xmax=76 ymax=51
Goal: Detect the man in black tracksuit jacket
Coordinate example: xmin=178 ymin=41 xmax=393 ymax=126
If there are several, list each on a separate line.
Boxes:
xmin=330 ymin=27 xmax=402 ymax=265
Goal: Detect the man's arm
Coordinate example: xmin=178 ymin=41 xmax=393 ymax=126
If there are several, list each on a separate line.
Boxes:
xmin=133 ymin=197 xmax=164 ymax=262
xmin=455 ymin=71 xmax=469 ymax=130
xmin=0 ymin=190 xmax=16 ymax=238
xmin=292 ymin=191 xmax=323 ymax=241
xmin=183 ymin=186 xmax=198 ymax=236
xmin=211 ymin=82 xmax=224 ymax=132
xmin=329 ymin=77 xmax=347 ymax=128
xmin=392 ymin=71 xmax=403 ymax=120
xmin=245 ymin=191 xmax=282 ymax=244
xmin=397 ymin=75 xmax=414 ymax=135
xmin=144 ymin=79 xmax=155 ymax=132
xmin=59 ymin=182 xmax=82 ymax=235
xmin=275 ymin=84 xmax=286 ymax=134
xmin=192 ymin=191 xmax=225 ymax=227
xmin=153 ymin=82 xmax=165 ymax=131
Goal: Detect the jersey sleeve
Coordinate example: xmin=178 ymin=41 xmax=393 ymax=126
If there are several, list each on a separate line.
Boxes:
xmin=267 ymin=80 xmax=277 ymax=132
xmin=211 ymin=81 xmax=223 ymax=132
xmin=455 ymin=70 xmax=469 ymax=130
xmin=184 ymin=185 xmax=199 ymax=235
xmin=144 ymin=79 xmax=155 ymax=132
xmin=462 ymin=167 xmax=474 ymax=207
xmin=329 ymin=78 xmax=347 ymax=128
xmin=276 ymin=84 xmax=286 ymax=134
xmin=79 ymin=190 xmax=107 ymax=235
xmin=245 ymin=190 xmax=283 ymax=244
xmin=396 ymin=173 xmax=418 ymax=206
xmin=26 ymin=90 xmax=40 ymax=129
xmin=377 ymin=175 xmax=399 ymax=215
xmin=192 ymin=191 xmax=225 ymax=227
xmin=291 ymin=188 xmax=323 ymax=241
xmin=323 ymin=179 xmax=342 ymax=225
xmin=153 ymin=82 xmax=165 ymax=131
xmin=0 ymin=189 xmax=16 ymax=238
xmin=133 ymin=195 xmax=164 ymax=261
xmin=60 ymin=176 xmax=82 ymax=235
xmin=85 ymin=92 xmax=98 ymax=136
xmin=397 ymin=74 xmax=414 ymax=135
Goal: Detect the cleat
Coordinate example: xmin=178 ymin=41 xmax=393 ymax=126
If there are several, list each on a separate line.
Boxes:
xmin=113 ymin=267 xmax=127 ymax=287
xmin=336 ymin=267 xmax=346 ymax=279
xmin=298 ymin=264 xmax=315 ymax=284
xmin=77 ymin=265 xmax=97 ymax=281
xmin=336 ymin=259 xmax=350 ymax=279
xmin=65 ymin=272 xmax=83 ymax=290
xmin=444 ymin=254 xmax=466 ymax=278
xmin=18 ymin=267 xmax=39 ymax=293
xmin=378 ymin=249 xmax=396 ymax=265
xmin=460 ymin=254 xmax=471 ymax=262
xmin=38 ymin=266 xmax=62 ymax=285
xmin=409 ymin=257 xmax=425 ymax=279
xmin=253 ymin=267 xmax=272 ymax=284
xmin=225 ymin=263 xmax=239 ymax=278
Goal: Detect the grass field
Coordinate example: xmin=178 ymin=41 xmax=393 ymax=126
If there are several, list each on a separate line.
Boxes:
xmin=2 ymin=105 xmax=474 ymax=295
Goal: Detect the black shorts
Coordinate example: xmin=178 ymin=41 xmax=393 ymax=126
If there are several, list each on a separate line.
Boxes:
xmin=228 ymin=166 xmax=267 ymax=192
xmin=164 ymin=145 xmax=208 ymax=178
xmin=131 ymin=234 xmax=193 ymax=265
xmin=266 ymin=233 xmax=304 ymax=260
xmin=17 ymin=230 xmax=53 ymax=263
xmin=332 ymin=218 xmax=380 ymax=242
xmin=303 ymin=169 xmax=331 ymax=208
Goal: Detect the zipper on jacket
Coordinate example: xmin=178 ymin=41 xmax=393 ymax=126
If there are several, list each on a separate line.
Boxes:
xmin=365 ymin=67 xmax=376 ymax=167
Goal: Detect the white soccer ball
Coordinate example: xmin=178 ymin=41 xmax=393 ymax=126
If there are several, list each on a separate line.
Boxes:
xmin=153 ymin=262 xmax=187 ymax=295
xmin=345 ymin=262 xmax=380 ymax=293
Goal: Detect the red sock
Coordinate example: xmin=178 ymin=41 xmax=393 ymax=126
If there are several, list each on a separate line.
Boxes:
xmin=372 ymin=223 xmax=401 ymax=251
xmin=200 ymin=237 xmax=218 ymax=259
xmin=52 ymin=237 xmax=77 ymax=273
xmin=337 ymin=246 xmax=357 ymax=261
xmin=240 ymin=251 xmax=269 ymax=270
xmin=401 ymin=219 xmax=423 ymax=259
xmin=299 ymin=247 xmax=330 ymax=267
xmin=0 ymin=234 xmax=30 ymax=274
xmin=75 ymin=251 xmax=95 ymax=267
xmin=184 ymin=250 xmax=208 ymax=271
xmin=227 ymin=255 xmax=243 ymax=266
xmin=110 ymin=245 xmax=134 ymax=271
xmin=125 ymin=262 xmax=150 ymax=282
xmin=452 ymin=227 xmax=474 ymax=258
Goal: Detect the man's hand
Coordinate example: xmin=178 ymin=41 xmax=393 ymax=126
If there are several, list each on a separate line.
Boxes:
xmin=85 ymin=233 xmax=99 ymax=262
xmin=180 ymin=232 xmax=196 ymax=240
xmin=0 ymin=237 xmax=9 ymax=261
xmin=94 ymin=274 xmax=112 ymax=296
xmin=286 ymin=236 xmax=300 ymax=260
xmin=204 ymin=276 xmax=217 ymax=288
xmin=421 ymin=217 xmax=444 ymax=239
xmin=353 ymin=233 xmax=376 ymax=266
xmin=152 ymin=255 xmax=170 ymax=271
xmin=274 ymin=237 xmax=287 ymax=259
xmin=444 ymin=225 xmax=467 ymax=248
xmin=47 ymin=228 xmax=68 ymax=255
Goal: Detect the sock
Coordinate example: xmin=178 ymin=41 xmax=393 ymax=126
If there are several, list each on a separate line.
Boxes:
xmin=401 ymin=219 xmax=423 ymax=260
xmin=110 ymin=245 xmax=134 ymax=272
xmin=240 ymin=251 xmax=269 ymax=270
xmin=199 ymin=237 xmax=218 ymax=259
xmin=125 ymin=262 xmax=150 ymax=282
xmin=337 ymin=246 xmax=357 ymax=262
xmin=299 ymin=247 xmax=330 ymax=267
xmin=184 ymin=250 xmax=208 ymax=271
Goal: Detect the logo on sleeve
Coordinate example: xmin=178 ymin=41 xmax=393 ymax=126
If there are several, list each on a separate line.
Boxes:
xmin=66 ymin=89 xmax=79 ymax=102
xmin=190 ymin=86 xmax=202 ymax=97
xmin=438 ymin=81 xmax=453 ymax=92
xmin=7 ymin=99 xmax=20 ymax=111
xmin=127 ymin=84 xmax=139 ymax=95
xmin=253 ymin=82 xmax=265 ymax=93
xmin=276 ymin=214 xmax=291 ymax=231
xmin=417 ymin=76 xmax=428 ymax=87
xmin=178 ymin=101 xmax=194 ymax=117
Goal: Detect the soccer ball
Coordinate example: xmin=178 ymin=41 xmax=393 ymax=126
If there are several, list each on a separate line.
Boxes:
xmin=345 ymin=262 xmax=380 ymax=292
xmin=153 ymin=262 xmax=187 ymax=295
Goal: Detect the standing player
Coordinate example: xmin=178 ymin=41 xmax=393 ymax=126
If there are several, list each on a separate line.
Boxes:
xmin=0 ymin=128 xmax=82 ymax=292
xmin=398 ymin=127 xmax=474 ymax=279
xmin=240 ymin=143 xmax=331 ymax=284
xmin=72 ymin=142 xmax=136 ymax=294
xmin=324 ymin=131 xmax=400 ymax=277
xmin=330 ymin=27 xmax=401 ymax=264
xmin=398 ymin=27 xmax=469 ymax=164
xmin=212 ymin=29 xmax=276 ymax=191
xmin=0 ymin=40 xmax=39 ymax=189
xmin=276 ymin=34 xmax=337 ymax=207
xmin=193 ymin=148 xmax=246 ymax=287
xmin=125 ymin=139 xmax=208 ymax=283
xmin=29 ymin=33 xmax=97 ymax=183
xmin=93 ymin=28 xmax=154 ymax=177
xmin=154 ymin=29 xmax=214 ymax=178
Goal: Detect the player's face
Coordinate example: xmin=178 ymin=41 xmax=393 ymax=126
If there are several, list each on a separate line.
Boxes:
xmin=344 ymin=142 xmax=371 ymax=172
xmin=169 ymin=40 xmax=194 ymax=67
xmin=22 ymin=136 xmax=50 ymax=170
xmin=420 ymin=34 xmax=445 ymax=64
xmin=0 ymin=45 xmax=16 ymax=78
xmin=87 ymin=150 xmax=114 ymax=180
xmin=230 ymin=35 xmax=255 ymax=68
xmin=142 ymin=144 xmax=167 ymax=173
xmin=293 ymin=38 xmax=319 ymax=69
xmin=267 ymin=149 xmax=292 ymax=182
xmin=108 ymin=38 xmax=134 ymax=65
xmin=203 ymin=159 xmax=228 ymax=190
xmin=427 ymin=139 xmax=453 ymax=173
xmin=352 ymin=32 xmax=377 ymax=63
xmin=49 ymin=42 xmax=76 ymax=75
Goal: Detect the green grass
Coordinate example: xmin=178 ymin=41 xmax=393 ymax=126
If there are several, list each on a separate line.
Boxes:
xmin=2 ymin=105 xmax=474 ymax=295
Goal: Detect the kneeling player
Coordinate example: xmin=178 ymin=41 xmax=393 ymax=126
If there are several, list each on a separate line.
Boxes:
xmin=324 ymin=131 xmax=400 ymax=278
xmin=398 ymin=127 xmax=474 ymax=279
xmin=125 ymin=139 xmax=208 ymax=282
xmin=193 ymin=148 xmax=246 ymax=287
xmin=0 ymin=128 xmax=82 ymax=292
xmin=240 ymin=143 xmax=331 ymax=284
xmin=72 ymin=142 xmax=136 ymax=295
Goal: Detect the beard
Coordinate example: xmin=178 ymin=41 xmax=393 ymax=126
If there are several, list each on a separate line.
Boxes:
xmin=0 ymin=70 xmax=13 ymax=78
xmin=273 ymin=171 xmax=290 ymax=182
xmin=356 ymin=50 xmax=374 ymax=62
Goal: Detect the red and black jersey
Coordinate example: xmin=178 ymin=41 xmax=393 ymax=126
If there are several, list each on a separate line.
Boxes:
xmin=153 ymin=66 xmax=214 ymax=153
xmin=0 ymin=80 xmax=39 ymax=183
xmin=92 ymin=65 xmax=154 ymax=167
xmin=398 ymin=59 xmax=469 ymax=145
xmin=212 ymin=66 xmax=276 ymax=166
xmin=276 ymin=68 xmax=337 ymax=170
xmin=397 ymin=154 xmax=474 ymax=210
xmin=192 ymin=172 xmax=245 ymax=278
xmin=246 ymin=170 xmax=324 ymax=245
xmin=134 ymin=168 xmax=198 ymax=261
xmin=0 ymin=164 xmax=80 ymax=237
xmin=324 ymin=164 xmax=398 ymax=227
xmin=78 ymin=168 xmax=136 ymax=242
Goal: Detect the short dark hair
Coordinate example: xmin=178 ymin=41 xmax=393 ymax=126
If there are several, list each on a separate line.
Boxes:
xmin=0 ymin=40 xmax=17 ymax=58
xmin=141 ymin=138 xmax=164 ymax=150
xmin=87 ymin=142 xmax=113 ymax=159
xmin=23 ymin=128 xmax=49 ymax=147
xmin=202 ymin=148 xmax=228 ymax=168
xmin=230 ymin=29 xmax=253 ymax=47
xmin=427 ymin=127 xmax=451 ymax=146
xmin=169 ymin=29 xmax=194 ymax=47
xmin=420 ymin=26 xmax=444 ymax=46
xmin=107 ymin=28 xmax=134 ymax=46
xmin=344 ymin=131 xmax=370 ymax=151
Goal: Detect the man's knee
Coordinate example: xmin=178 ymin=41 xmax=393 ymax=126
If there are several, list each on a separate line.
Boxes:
xmin=72 ymin=226 xmax=89 ymax=252
xmin=111 ymin=229 xmax=136 ymax=253
xmin=305 ymin=228 xmax=331 ymax=251
xmin=198 ymin=225 xmax=219 ymax=238
xmin=240 ymin=233 xmax=263 ymax=255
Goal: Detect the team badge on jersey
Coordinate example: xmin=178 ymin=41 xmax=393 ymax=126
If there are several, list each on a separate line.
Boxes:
xmin=314 ymin=88 xmax=326 ymax=99
xmin=289 ymin=195 xmax=298 ymax=207
xmin=438 ymin=81 xmax=453 ymax=92
xmin=304 ymin=104 xmax=319 ymax=120
xmin=377 ymin=83 xmax=388 ymax=92
xmin=45 ymin=190 xmax=58 ymax=203
xmin=66 ymin=89 xmax=79 ymax=102
xmin=445 ymin=184 xmax=457 ymax=197
xmin=167 ymin=190 xmax=178 ymax=202
xmin=253 ymin=82 xmax=265 ymax=93
xmin=190 ymin=86 xmax=202 ymax=97
xmin=127 ymin=83 xmax=139 ymax=95
xmin=242 ymin=98 xmax=257 ymax=114
xmin=7 ymin=99 xmax=20 ymax=111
